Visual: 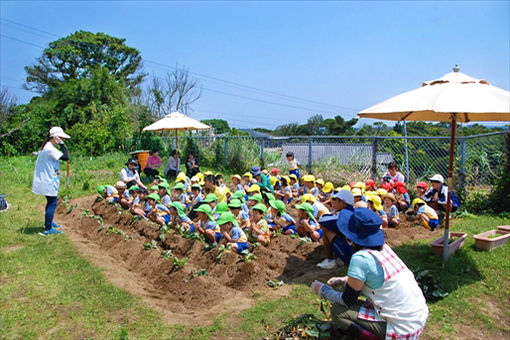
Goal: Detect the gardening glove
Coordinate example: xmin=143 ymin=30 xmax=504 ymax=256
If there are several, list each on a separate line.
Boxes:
xmin=311 ymin=280 xmax=324 ymax=295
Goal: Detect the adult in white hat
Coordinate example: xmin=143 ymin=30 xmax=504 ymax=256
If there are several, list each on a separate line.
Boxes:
xmin=32 ymin=127 xmax=70 ymax=236
xmin=423 ymin=174 xmax=460 ymax=214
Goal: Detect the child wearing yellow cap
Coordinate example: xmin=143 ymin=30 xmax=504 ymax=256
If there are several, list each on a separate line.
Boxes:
xmin=217 ymin=212 xmax=250 ymax=254
xmin=411 ymin=198 xmax=439 ymax=231
xmin=302 ymin=175 xmax=319 ymax=197
xmin=295 ymin=203 xmax=322 ymax=242
xmin=249 ymin=203 xmax=271 ymax=245
xmin=242 ymin=172 xmax=253 ymax=192
xmin=319 ymin=181 xmax=334 ymax=204
xmin=367 ymin=194 xmax=388 ymax=228
xmin=278 ymin=176 xmax=293 ymax=204
xmin=289 ymin=174 xmax=300 ymax=198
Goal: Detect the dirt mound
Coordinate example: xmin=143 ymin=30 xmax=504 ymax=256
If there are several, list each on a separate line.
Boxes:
xmin=55 ymin=197 xmax=333 ymax=324
xmin=55 ymin=197 xmax=439 ymax=324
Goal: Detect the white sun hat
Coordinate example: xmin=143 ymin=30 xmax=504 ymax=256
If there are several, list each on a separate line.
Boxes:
xmin=429 ymin=174 xmax=445 ymax=183
xmin=49 ymin=127 xmax=71 ymax=139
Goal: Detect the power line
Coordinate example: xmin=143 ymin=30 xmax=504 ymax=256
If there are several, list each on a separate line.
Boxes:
xmin=0 ymin=34 xmax=45 ymax=49
xmin=0 ymin=17 xmax=58 ymax=38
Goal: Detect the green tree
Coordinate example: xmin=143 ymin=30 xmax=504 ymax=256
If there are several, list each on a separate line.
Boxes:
xmin=201 ymin=119 xmax=230 ymax=134
xmin=24 ymin=31 xmax=144 ymax=93
xmin=323 ymin=115 xmax=358 ymax=135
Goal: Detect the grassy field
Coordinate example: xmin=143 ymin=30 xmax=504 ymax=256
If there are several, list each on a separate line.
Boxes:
xmin=0 ymin=154 xmax=509 ymax=339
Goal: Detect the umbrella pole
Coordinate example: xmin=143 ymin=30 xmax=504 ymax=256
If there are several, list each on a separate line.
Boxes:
xmin=175 ymin=130 xmax=178 ymax=149
xmin=443 ymin=114 xmax=457 ymax=261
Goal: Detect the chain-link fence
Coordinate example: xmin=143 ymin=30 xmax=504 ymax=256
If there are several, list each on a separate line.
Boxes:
xmin=157 ymin=131 xmax=506 ymax=195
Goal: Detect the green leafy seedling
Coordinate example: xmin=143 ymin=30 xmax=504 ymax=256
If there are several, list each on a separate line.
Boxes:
xmin=172 ymin=256 xmax=189 ymax=268
xmin=161 ymin=249 xmax=173 ymax=259
xmin=192 ymin=269 xmax=209 ymax=277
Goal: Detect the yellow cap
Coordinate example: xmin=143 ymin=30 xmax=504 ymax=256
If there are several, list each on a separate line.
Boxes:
xmin=353 ymin=182 xmax=366 ymax=193
xmin=351 ymin=188 xmax=362 ymax=197
xmin=269 ymin=176 xmax=278 ymax=187
xmin=412 ymin=198 xmax=425 ymax=209
xmin=341 ymin=185 xmax=351 ymax=191
xmin=323 ymin=182 xmax=334 ymax=193
xmin=190 ymin=176 xmax=199 ymax=183
xmin=367 ymin=194 xmax=383 ymax=211
xmin=176 ymin=172 xmax=187 ymax=182
xmin=203 ymin=171 xmax=213 ymax=176
xmin=247 ymin=184 xmax=261 ymax=193
xmin=301 ymin=193 xmax=317 ymax=203
xmin=316 ymin=178 xmax=325 ymax=186
xmin=376 ymin=188 xmax=388 ymax=197
xmin=282 ymin=176 xmax=291 ymax=185
xmin=302 ymin=175 xmax=316 ymax=183
xmin=243 ymin=172 xmax=253 ymax=180
xmin=196 ymin=173 xmax=204 ymax=180
xmin=289 ymin=174 xmax=298 ymax=181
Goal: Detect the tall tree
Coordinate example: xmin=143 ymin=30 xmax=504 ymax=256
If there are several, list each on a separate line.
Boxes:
xmin=24 ymin=31 xmax=144 ymax=93
xmin=201 ymin=119 xmax=230 ymax=134
xmin=145 ymin=68 xmax=201 ymax=116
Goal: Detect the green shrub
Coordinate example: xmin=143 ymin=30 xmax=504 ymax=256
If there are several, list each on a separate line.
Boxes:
xmin=463 ymin=188 xmax=491 ymax=214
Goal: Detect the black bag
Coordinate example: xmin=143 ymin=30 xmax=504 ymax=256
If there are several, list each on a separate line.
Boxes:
xmin=0 ymin=194 xmax=9 ymax=212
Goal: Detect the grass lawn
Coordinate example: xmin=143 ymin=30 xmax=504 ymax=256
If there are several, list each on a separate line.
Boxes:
xmin=1 ymin=154 xmax=509 ymax=339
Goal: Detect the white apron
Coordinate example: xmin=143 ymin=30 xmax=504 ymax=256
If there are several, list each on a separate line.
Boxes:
xmin=358 ymin=244 xmax=428 ymax=340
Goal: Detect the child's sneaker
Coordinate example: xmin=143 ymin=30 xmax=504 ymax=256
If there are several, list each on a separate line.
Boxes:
xmin=51 ymin=222 xmax=63 ymax=228
xmin=317 ymin=258 xmax=337 ymax=269
xmin=39 ymin=228 xmax=63 ymax=236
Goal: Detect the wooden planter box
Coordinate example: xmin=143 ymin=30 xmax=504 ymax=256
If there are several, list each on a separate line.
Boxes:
xmin=473 ymin=230 xmax=510 ymax=252
xmin=497 ymin=225 xmax=510 ymax=234
xmin=430 ymin=232 xmax=468 ymax=257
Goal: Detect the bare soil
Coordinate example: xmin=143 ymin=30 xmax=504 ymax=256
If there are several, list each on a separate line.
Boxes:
xmin=55 ymin=197 xmax=440 ymax=326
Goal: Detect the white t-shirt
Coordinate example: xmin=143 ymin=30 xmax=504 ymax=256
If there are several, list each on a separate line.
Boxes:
xmin=32 ymin=142 xmax=63 ymax=197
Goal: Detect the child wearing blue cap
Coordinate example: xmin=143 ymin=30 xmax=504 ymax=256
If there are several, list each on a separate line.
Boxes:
xmin=311 ymin=208 xmax=428 ymax=340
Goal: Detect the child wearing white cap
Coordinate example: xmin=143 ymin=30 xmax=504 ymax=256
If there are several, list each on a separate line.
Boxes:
xmin=423 ymin=174 xmax=460 ymax=213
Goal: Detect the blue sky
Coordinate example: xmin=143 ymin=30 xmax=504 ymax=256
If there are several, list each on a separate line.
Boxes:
xmin=1 ymin=1 xmax=509 ymax=129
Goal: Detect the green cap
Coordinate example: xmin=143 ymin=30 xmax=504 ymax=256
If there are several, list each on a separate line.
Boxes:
xmin=269 ymin=199 xmax=286 ymax=214
xmin=147 ymin=193 xmax=161 ymax=203
xmin=228 ymin=199 xmax=242 ymax=209
xmin=173 ymin=183 xmax=186 ymax=191
xmin=252 ymin=203 xmax=267 ymax=214
xmin=249 ymin=193 xmax=263 ymax=203
xmin=150 ymin=185 xmax=159 ymax=191
xmin=128 ymin=185 xmax=140 ymax=192
xmin=232 ymin=190 xmax=246 ymax=202
xmin=195 ymin=204 xmax=214 ymax=221
xmin=296 ymin=202 xmax=315 ymax=221
xmin=203 ymin=193 xmax=218 ymax=203
xmin=191 ymin=183 xmax=201 ymax=190
xmin=216 ymin=211 xmax=239 ymax=227
xmin=170 ymin=201 xmax=186 ymax=218
xmin=97 ymin=185 xmax=106 ymax=196
xmin=216 ymin=202 xmax=229 ymax=214
xmin=158 ymin=182 xmax=170 ymax=190
xmin=266 ymin=193 xmax=275 ymax=201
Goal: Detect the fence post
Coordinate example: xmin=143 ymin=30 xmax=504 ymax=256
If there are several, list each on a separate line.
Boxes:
xmin=223 ymin=137 xmax=228 ymax=167
xmin=260 ymin=137 xmax=265 ymax=166
xmin=459 ymin=137 xmax=467 ymax=198
xmin=404 ymin=121 xmax=410 ymax=183
xmin=308 ymin=136 xmax=313 ymax=172
xmin=371 ymin=137 xmax=378 ymax=180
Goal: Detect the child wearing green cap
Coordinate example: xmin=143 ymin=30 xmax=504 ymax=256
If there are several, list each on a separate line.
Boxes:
xmin=168 ymin=201 xmax=194 ymax=231
xmin=97 ymin=184 xmax=118 ymax=202
xmin=146 ymin=193 xmax=170 ymax=225
xmin=214 ymin=202 xmax=229 ymax=220
xmin=295 ymin=203 xmax=322 ymax=242
xmin=172 ymin=183 xmax=188 ymax=206
xmin=217 ymin=212 xmax=249 ymax=254
xmin=249 ymin=203 xmax=271 ymax=245
xmin=269 ymin=200 xmax=296 ymax=235
xmin=228 ymin=199 xmax=250 ymax=231
xmin=194 ymin=204 xmax=222 ymax=245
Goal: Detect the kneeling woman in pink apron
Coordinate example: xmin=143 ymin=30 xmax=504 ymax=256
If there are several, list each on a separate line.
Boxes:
xmin=311 ymin=208 xmax=428 ymax=340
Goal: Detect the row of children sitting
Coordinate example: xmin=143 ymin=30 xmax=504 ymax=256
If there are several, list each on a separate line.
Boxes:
xmin=98 ymin=165 xmax=454 ymax=255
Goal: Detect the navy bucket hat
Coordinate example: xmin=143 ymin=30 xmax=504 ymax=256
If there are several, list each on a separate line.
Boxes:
xmin=250 ymin=166 xmax=262 ymax=177
xmin=338 ymin=208 xmax=384 ymax=247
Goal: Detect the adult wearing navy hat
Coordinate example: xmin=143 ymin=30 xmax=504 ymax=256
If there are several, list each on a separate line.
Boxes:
xmin=311 ymin=208 xmax=428 ymax=340
xmin=317 ymin=189 xmax=355 ymax=269
xmin=249 ymin=166 xmax=274 ymax=194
